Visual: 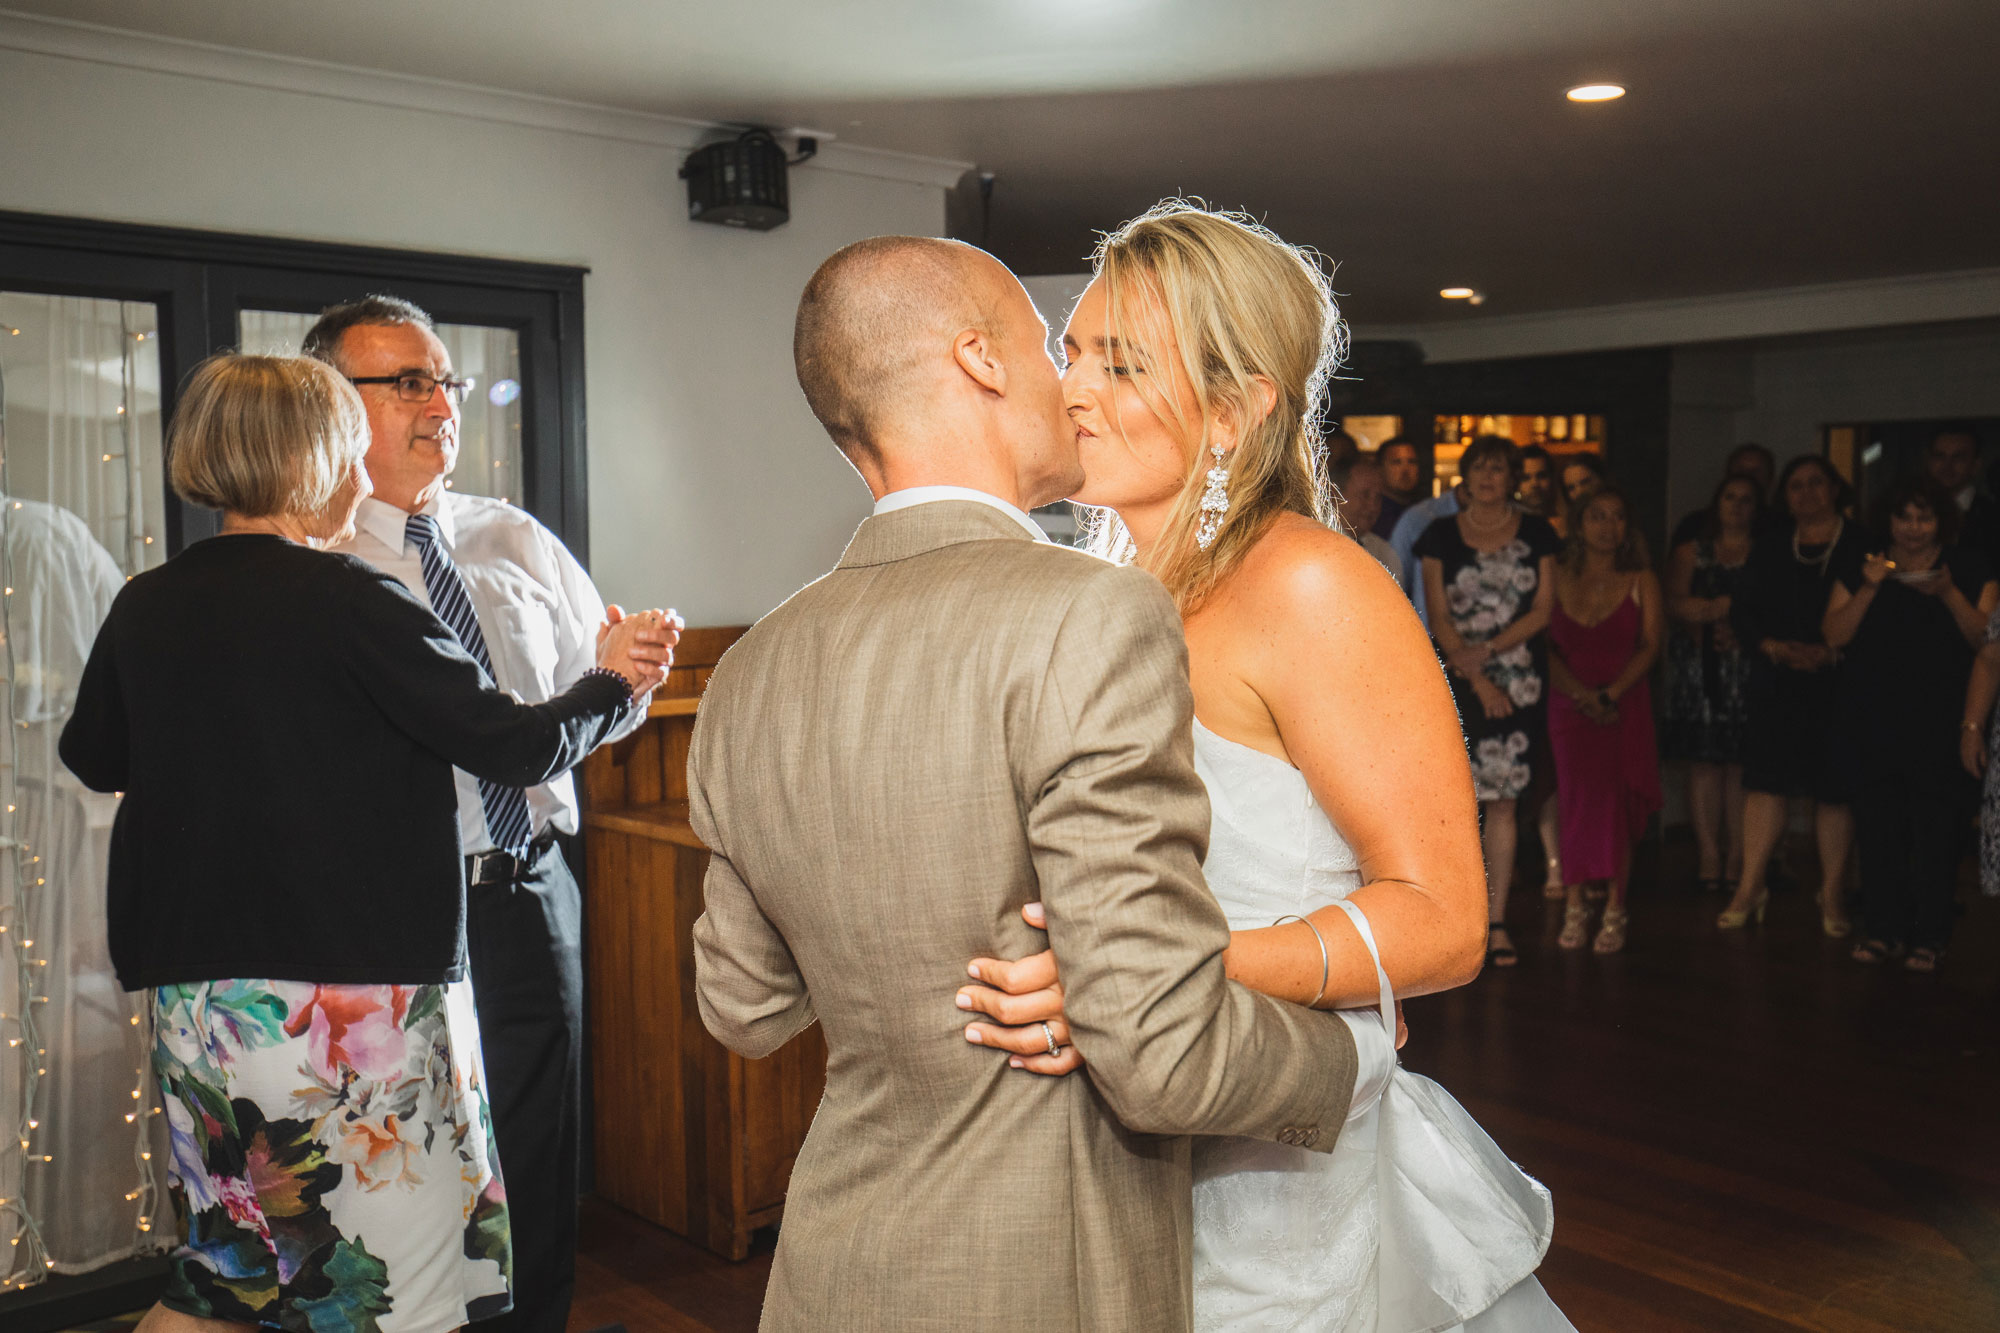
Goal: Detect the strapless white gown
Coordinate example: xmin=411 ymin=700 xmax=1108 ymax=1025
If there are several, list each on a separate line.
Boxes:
xmin=1191 ymin=721 xmax=1574 ymax=1333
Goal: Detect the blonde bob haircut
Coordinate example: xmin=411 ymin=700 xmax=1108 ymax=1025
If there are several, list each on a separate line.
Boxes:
xmin=1082 ymin=199 xmax=1347 ymax=611
xmin=168 ymin=354 xmax=368 ymax=519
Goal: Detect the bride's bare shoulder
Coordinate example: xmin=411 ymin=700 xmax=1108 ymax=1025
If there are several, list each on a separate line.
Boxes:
xmin=1227 ymin=512 xmax=1409 ymax=623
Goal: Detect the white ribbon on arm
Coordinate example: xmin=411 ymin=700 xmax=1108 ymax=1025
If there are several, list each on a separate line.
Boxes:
xmin=1328 ymin=897 xmax=1398 ymax=1124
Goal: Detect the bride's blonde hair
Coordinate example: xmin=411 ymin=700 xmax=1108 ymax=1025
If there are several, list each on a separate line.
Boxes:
xmin=1081 ymin=200 xmax=1346 ymax=612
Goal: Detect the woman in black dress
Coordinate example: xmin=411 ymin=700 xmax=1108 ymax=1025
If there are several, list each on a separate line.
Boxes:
xmin=1723 ymin=455 xmax=1861 ymax=933
xmin=1824 ymin=475 xmax=1997 ymax=970
xmin=1416 ymin=435 xmax=1561 ymax=965
xmin=1663 ymin=475 xmax=1759 ymax=891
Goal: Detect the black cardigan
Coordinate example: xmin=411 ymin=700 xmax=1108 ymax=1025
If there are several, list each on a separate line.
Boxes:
xmin=59 ymin=534 xmax=633 ymax=991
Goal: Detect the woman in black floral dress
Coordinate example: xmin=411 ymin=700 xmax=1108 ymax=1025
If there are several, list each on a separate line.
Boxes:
xmin=1663 ymin=475 xmax=1758 ymax=890
xmin=1416 ymin=436 xmax=1560 ymax=965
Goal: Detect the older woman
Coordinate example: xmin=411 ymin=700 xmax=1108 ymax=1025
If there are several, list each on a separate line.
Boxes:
xmin=59 ymin=355 xmax=672 ymax=1333
xmin=1722 ymin=455 xmax=1860 ymax=933
xmin=1826 ymin=475 xmax=1997 ymax=970
xmin=1413 ymin=435 xmax=1560 ymax=966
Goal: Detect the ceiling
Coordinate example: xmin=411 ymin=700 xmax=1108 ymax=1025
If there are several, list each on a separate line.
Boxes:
xmin=16 ymin=1 xmax=2000 ymax=325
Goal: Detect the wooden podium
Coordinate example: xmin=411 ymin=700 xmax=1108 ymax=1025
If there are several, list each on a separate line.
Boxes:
xmin=578 ymin=625 xmax=828 ymax=1260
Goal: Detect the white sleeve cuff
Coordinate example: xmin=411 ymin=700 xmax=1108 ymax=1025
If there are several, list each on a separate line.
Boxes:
xmin=1336 ymin=1008 xmax=1396 ymax=1123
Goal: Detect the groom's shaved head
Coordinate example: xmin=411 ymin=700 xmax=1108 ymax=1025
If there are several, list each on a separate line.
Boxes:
xmin=794 ymin=236 xmax=1013 ymax=458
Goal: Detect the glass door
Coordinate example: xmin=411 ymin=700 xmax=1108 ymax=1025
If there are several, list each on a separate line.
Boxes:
xmin=0 ymin=290 xmax=171 ymax=1289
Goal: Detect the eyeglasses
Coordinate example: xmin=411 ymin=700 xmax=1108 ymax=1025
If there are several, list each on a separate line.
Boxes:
xmin=347 ymin=372 xmax=476 ymax=406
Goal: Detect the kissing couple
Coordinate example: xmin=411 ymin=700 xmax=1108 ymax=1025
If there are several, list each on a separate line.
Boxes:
xmin=689 ymin=201 xmax=1575 ymax=1332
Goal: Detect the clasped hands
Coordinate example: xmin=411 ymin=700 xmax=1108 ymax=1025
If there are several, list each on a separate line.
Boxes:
xmin=595 ymin=604 xmax=683 ymax=695
xmin=955 ymin=902 xmax=1407 ymax=1078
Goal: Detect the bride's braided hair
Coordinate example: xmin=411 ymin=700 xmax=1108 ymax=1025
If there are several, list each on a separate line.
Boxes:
xmin=1080 ymin=199 xmax=1347 ymax=612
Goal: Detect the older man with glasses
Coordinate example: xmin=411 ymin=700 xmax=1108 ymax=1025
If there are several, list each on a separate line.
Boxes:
xmin=306 ymin=295 xmax=677 ymax=1333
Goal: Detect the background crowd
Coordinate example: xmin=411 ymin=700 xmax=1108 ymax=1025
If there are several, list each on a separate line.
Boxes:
xmin=1333 ymin=427 xmax=2000 ymax=974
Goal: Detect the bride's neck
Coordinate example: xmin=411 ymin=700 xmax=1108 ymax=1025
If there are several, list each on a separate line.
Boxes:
xmin=1115 ymin=499 xmax=1172 ymax=561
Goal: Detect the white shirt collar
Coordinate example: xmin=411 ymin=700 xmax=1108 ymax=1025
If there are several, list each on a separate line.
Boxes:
xmin=872 ymin=486 xmax=1047 ymax=542
xmin=357 ymin=490 xmax=455 ymax=554
xmin=1957 ymin=482 xmax=1978 ymax=512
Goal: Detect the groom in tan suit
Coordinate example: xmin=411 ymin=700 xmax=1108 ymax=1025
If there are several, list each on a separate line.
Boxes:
xmin=690 ymin=237 xmax=1361 ymax=1331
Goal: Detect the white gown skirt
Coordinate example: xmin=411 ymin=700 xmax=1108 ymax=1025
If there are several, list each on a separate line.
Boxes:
xmin=1194 ymin=899 xmax=1573 ymax=1333
xmin=1193 ymin=1067 xmax=1574 ymax=1333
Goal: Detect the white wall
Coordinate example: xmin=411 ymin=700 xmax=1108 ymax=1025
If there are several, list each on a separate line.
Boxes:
xmin=0 ymin=34 xmax=956 ymax=624
xmin=1731 ymin=320 xmax=2000 ymax=460
xmin=1665 ymin=319 xmax=2000 ymax=525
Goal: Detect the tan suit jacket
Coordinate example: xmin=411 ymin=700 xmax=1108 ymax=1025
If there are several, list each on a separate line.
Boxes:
xmin=690 ymin=501 xmax=1358 ymax=1331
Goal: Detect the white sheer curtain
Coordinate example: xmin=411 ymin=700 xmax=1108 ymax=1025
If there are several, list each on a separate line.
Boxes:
xmin=239 ymin=311 xmax=523 ymax=502
xmin=0 ymin=293 xmax=170 ymax=1290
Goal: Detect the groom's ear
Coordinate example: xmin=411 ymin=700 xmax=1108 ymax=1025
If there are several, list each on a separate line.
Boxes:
xmin=950 ymin=324 xmax=1008 ymax=398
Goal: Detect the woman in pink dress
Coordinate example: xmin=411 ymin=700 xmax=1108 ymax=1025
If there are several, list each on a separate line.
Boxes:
xmin=1549 ymin=484 xmax=1664 ymax=952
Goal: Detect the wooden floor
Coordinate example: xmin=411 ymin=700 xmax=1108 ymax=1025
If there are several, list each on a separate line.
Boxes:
xmin=568 ymin=835 xmax=2000 ymax=1332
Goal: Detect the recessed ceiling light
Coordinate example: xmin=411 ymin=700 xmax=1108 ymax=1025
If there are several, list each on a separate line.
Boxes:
xmin=1566 ymin=83 xmax=1626 ymax=103
xmin=1440 ymin=287 xmax=1476 ymax=300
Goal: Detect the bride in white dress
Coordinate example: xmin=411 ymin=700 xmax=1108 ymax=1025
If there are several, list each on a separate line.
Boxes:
xmin=960 ymin=201 xmax=1574 ymax=1332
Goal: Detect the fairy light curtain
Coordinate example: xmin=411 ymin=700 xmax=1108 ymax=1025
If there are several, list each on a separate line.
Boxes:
xmin=0 ymin=292 xmax=170 ymax=1290
xmin=237 ymin=311 xmax=524 ymax=504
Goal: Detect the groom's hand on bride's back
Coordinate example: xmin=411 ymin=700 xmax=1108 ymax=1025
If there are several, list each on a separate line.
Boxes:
xmin=958 ymin=902 xmax=1084 ymax=1076
xmin=963 ymin=905 xmax=1411 ymax=1063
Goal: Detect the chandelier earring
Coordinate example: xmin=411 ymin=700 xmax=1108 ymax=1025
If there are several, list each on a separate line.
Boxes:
xmin=1196 ymin=444 xmax=1232 ymax=551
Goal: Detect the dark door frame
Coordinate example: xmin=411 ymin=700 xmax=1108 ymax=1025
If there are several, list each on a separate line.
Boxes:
xmin=0 ymin=209 xmax=591 ymax=561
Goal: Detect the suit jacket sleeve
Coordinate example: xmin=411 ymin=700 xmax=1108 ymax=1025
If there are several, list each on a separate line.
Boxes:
xmin=688 ymin=700 xmax=816 ymax=1057
xmin=1024 ymin=564 xmax=1358 ymax=1152
xmin=335 ymin=561 xmax=630 ymax=787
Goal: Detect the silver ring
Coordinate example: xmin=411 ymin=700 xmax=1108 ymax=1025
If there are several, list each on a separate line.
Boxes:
xmin=1039 ymin=1022 xmax=1061 ymax=1058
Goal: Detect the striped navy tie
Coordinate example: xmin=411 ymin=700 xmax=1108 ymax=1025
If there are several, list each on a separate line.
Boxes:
xmin=405 ymin=513 xmax=537 ymax=857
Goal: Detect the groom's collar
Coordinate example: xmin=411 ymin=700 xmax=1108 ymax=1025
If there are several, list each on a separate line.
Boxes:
xmin=837 ymin=498 xmax=1042 ymax=570
xmin=871 ymin=485 xmax=1046 ymax=541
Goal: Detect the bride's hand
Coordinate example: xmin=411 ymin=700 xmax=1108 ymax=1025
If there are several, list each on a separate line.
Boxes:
xmin=958 ymin=902 xmax=1085 ymax=1076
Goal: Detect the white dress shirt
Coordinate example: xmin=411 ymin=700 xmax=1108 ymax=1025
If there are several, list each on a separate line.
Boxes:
xmin=331 ymin=492 xmax=647 ymax=853
xmin=873 ymin=486 xmax=1047 ymax=541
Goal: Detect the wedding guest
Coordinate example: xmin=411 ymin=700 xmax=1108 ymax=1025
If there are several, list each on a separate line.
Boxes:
xmin=57 ymin=355 xmax=668 ymax=1333
xmin=1670 ymin=443 xmax=1777 ymax=549
xmin=1516 ymin=444 xmax=1568 ymax=899
xmin=1391 ymin=471 xmax=1465 ymax=623
xmin=1825 ymin=475 xmax=1997 ymax=971
xmin=1926 ymin=426 xmax=2000 ymax=569
xmin=1722 ymin=455 xmax=1860 ymax=933
xmin=305 ymin=295 xmax=659 ymax=1333
xmin=1663 ymin=475 xmax=1760 ymax=892
xmin=1559 ymin=452 xmax=1606 ymax=514
xmin=1325 ymin=425 xmax=1361 ymax=474
xmin=1548 ymin=486 xmax=1663 ymax=952
xmin=1518 ymin=445 xmax=1560 ymax=524
xmin=1415 ymin=435 xmax=1560 ymax=966
xmin=1959 ymin=604 xmax=2000 ymax=901
xmin=1331 ymin=452 xmax=1403 ymax=586
xmin=1374 ymin=435 xmax=1424 ymax=540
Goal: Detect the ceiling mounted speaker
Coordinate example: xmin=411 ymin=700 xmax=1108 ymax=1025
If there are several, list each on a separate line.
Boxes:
xmin=680 ymin=129 xmax=814 ymax=232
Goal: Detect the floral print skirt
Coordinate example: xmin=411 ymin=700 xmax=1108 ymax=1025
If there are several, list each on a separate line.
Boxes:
xmin=151 ymin=978 xmax=512 ymax=1333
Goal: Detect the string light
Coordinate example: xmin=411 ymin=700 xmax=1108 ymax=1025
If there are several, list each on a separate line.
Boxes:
xmin=0 ymin=301 xmax=164 ymax=1290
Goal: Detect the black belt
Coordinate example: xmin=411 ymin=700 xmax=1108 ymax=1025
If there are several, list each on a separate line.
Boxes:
xmin=466 ymin=828 xmax=559 ymax=887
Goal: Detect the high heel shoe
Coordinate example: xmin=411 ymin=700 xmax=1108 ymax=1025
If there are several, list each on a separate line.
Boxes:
xmin=1818 ymin=891 xmax=1852 ymax=938
xmin=1593 ymin=906 xmax=1628 ymax=954
xmin=1558 ymin=901 xmax=1593 ymax=950
xmin=1716 ymin=891 xmax=1768 ymax=929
